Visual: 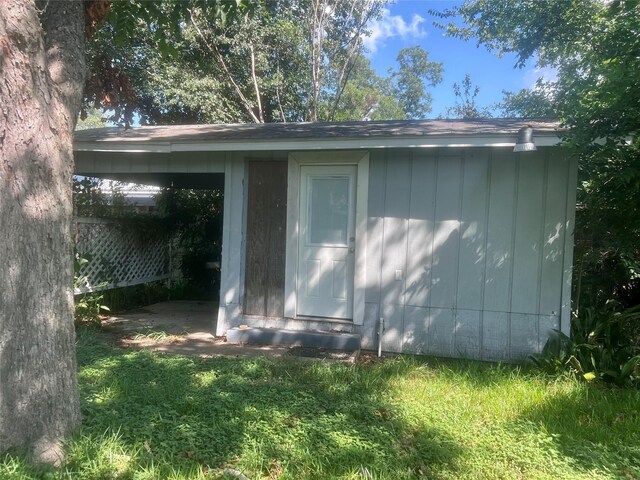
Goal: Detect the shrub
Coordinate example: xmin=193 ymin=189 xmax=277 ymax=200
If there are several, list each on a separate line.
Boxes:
xmin=532 ymin=305 xmax=640 ymax=387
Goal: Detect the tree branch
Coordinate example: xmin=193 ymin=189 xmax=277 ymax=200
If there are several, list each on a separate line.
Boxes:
xmin=328 ymin=0 xmax=378 ymax=121
xmin=248 ymin=41 xmax=264 ymax=123
xmin=189 ymin=9 xmax=261 ymax=123
xmin=275 ymin=60 xmax=287 ymax=122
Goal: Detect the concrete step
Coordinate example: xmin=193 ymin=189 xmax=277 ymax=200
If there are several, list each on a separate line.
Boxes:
xmin=226 ymin=327 xmax=361 ymax=353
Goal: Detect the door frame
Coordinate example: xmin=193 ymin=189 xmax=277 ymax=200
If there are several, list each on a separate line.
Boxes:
xmin=284 ymin=151 xmax=369 ymax=325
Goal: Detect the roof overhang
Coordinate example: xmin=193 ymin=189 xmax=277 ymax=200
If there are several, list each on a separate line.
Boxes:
xmin=74 ymin=119 xmax=563 ymax=154
xmin=74 ymin=134 xmax=561 ymax=154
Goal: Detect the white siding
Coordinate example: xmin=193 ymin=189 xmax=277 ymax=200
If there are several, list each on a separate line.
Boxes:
xmin=484 ymin=152 xmax=516 ymax=313
xmin=380 ymin=154 xmax=411 ymax=306
xmin=358 ymin=147 xmax=576 ymax=361
xmin=457 ymin=150 xmax=489 ymax=311
xmin=216 ymin=153 xmax=246 ymax=336
xmin=75 ymin=151 xmax=227 ymax=175
xmin=430 ymin=152 xmax=462 ymax=310
xmin=405 ymin=151 xmax=437 ymax=308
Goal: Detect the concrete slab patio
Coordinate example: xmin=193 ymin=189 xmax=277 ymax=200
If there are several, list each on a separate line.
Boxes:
xmin=100 ymin=300 xmax=359 ymax=361
xmin=102 ymin=300 xmax=219 ymax=337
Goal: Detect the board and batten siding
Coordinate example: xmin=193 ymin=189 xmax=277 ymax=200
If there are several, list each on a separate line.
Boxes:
xmin=359 ymin=147 xmax=577 ymax=361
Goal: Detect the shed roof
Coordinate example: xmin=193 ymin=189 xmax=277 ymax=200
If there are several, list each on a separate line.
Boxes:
xmin=74 ymin=118 xmax=562 ymax=152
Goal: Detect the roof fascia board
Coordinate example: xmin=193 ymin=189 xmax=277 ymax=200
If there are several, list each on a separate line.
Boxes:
xmin=74 ymin=133 xmax=561 ymax=154
xmin=74 ymin=143 xmax=171 ymax=153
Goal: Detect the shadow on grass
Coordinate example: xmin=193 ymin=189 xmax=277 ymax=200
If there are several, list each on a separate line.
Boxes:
xmin=72 ymin=332 xmax=463 ymax=478
xmin=408 ymin=355 xmax=640 ymax=478
xmin=514 ymin=382 xmax=640 ymax=479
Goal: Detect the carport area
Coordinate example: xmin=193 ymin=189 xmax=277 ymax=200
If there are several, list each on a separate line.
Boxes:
xmin=74 ymin=126 xmax=246 ymax=337
xmin=74 ymin=131 xmax=229 ymax=333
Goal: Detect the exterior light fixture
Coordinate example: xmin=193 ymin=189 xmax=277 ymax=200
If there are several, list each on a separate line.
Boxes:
xmin=513 ymin=126 xmax=537 ymax=152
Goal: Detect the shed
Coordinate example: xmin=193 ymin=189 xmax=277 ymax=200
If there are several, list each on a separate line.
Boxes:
xmin=74 ymin=119 xmax=576 ymax=361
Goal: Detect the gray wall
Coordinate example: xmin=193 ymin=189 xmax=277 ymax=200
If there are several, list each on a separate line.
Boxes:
xmin=357 ymin=147 xmax=577 ymax=361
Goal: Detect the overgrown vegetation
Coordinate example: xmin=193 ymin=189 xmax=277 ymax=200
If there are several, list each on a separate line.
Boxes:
xmin=533 ymin=306 xmax=640 ymax=387
xmin=155 ymin=188 xmax=224 ymax=300
xmin=2 ymin=329 xmax=639 ymax=479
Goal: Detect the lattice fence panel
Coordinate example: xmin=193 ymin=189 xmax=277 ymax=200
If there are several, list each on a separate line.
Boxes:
xmin=74 ymin=217 xmax=172 ymax=294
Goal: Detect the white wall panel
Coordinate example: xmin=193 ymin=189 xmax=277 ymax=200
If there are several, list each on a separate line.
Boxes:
xmin=538 ymin=314 xmax=560 ymax=351
xmin=380 ymin=155 xmax=411 ymax=305
xmin=561 ymin=158 xmax=578 ymax=334
xmin=457 ymin=152 xmax=490 ymax=310
xmin=484 ymin=153 xmax=516 ymax=312
xmin=510 ymin=313 xmax=539 ymax=358
xmin=405 ymin=152 xmax=437 ymax=307
xmin=429 ymin=154 xmax=462 ymax=308
xmin=216 ymin=154 xmax=245 ymax=336
xmin=482 ymin=311 xmax=510 ymax=360
xmin=358 ymin=302 xmax=381 ymax=350
xmin=428 ymin=307 xmax=455 ymax=357
xmin=454 ymin=309 xmax=481 ymax=359
xmin=511 ymin=157 xmax=545 ymax=314
xmin=380 ymin=304 xmax=404 ymax=353
xmin=404 ymin=305 xmax=430 ymax=354
xmin=365 ymin=152 xmax=387 ymax=304
xmin=331 ymin=147 xmax=575 ymax=360
xmin=540 ymin=156 xmax=570 ymax=317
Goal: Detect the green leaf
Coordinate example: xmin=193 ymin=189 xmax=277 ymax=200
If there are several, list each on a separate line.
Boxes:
xmin=620 ymin=356 xmax=640 ymax=378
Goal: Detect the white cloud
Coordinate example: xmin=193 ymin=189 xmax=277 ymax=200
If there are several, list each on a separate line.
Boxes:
xmin=363 ymin=8 xmax=427 ymax=54
xmin=523 ymin=66 xmax=559 ymax=88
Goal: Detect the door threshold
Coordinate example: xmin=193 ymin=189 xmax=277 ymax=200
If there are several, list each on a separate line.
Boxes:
xmin=241 ymin=314 xmax=353 ymax=326
xmin=292 ymin=315 xmax=354 ymax=325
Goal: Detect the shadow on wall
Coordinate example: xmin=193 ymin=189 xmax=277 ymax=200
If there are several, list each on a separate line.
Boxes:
xmin=364 ymin=171 xmax=569 ymax=358
xmin=229 ymin=152 xmax=571 ymax=360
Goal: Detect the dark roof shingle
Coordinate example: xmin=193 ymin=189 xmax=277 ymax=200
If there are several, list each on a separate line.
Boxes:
xmin=75 ymin=118 xmax=560 ymax=144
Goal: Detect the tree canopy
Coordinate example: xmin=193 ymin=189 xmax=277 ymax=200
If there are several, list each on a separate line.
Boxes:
xmin=84 ymin=0 xmax=446 ymax=124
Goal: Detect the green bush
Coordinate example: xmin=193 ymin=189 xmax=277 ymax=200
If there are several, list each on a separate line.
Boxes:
xmin=155 ymin=188 xmax=223 ymax=300
xmin=533 ymin=305 xmax=640 ymax=387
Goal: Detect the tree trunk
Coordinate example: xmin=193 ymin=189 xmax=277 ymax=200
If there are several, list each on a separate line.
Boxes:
xmin=0 ymin=0 xmax=85 ymax=465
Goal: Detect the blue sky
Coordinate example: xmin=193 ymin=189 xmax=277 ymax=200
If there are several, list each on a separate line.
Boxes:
xmin=362 ymin=0 xmax=555 ymax=117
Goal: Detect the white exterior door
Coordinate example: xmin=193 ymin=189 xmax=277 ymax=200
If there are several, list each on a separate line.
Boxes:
xmin=297 ymin=165 xmax=357 ymax=319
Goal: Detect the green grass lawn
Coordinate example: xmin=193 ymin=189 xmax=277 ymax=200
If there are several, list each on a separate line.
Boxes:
xmin=3 ymin=326 xmax=639 ymax=479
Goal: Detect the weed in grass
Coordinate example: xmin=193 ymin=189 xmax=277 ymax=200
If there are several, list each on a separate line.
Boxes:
xmin=132 ymin=329 xmax=172 ymax=342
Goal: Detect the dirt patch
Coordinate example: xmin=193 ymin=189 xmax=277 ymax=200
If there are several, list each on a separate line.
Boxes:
xmin=97 ymin=301 xmax=359 ymax=362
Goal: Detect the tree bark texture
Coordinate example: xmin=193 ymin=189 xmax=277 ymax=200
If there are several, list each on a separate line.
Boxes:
xmin=0 ymin=0 xmax=85 ymax=464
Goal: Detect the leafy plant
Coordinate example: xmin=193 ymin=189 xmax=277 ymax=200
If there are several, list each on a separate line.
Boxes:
xmin=74 ymin=254 xmax=110 ymax=324
xmin=74 ymin=292 xmax=110 ymax=325
xmin=532 ymin=305 xmax=640 ymax=387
